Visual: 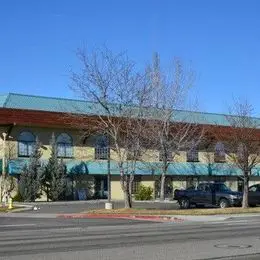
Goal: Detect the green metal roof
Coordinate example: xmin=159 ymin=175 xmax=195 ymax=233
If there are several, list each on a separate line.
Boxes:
xmin=1 ymin=93 xmax=260 ymax=127
xmin=0 ymin=93 xmax=99 ymax=115
xmin=0 ymin=94 xmax=9 ymax=107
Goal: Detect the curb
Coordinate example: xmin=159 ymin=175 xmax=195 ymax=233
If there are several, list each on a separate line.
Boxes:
xmin=56 ymin=213 xmax=185 ymax=222
xmin=2 ymin=204 xmax=34 ymax=213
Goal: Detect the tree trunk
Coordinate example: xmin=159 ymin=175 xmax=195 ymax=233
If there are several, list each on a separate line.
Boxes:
xmin=129 ymin=174 xmax=134 ymax=197
xmin=160 ymin=174 xmax=166 ymax=201
xmin=124 ymin=189 xmax=132 ymax=208
xmin=242 ymin=173 xmax=249 ymax=208
xmin=120 ymin=169 xmax=132 ymax=209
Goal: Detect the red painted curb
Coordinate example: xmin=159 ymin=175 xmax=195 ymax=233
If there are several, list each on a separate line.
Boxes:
xmin=56 ymin=213 xmax=185 ymax=222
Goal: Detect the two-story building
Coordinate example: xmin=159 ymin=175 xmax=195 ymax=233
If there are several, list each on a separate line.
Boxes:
xmin=1 ymin=93 xmax=260 ymax=201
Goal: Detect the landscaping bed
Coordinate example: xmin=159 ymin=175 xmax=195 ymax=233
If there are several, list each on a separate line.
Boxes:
xmin=0 ymin=206 xmax=18 ymax=212
xmin=84 ymin=207 xmax=260 ymax=216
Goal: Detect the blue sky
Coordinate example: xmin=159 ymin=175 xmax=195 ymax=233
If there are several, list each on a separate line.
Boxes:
xmin=1 ymin=0 xmax=260 ymax=114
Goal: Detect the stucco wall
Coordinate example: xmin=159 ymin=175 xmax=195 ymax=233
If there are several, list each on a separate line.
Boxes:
xmin=6 ymin=126 xmax=97 ymax=160
xmin=174 ymin=151 xmax=186 ymax=162
xmin=111 ymin=176 xmax=124 ymax=200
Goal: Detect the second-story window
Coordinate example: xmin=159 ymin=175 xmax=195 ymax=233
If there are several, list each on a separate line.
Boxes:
xmin=57 ymin=133 xmax=73 ymax=158
xmin=95 ymin=135 xmax=109 ymax=160
xmin=214 ymin=142 xmax=225 ymax=163
xmin=18 ymin=131 xmax=36 ymax=157
xmin=187 ymin=142 xmax=199 ymax=162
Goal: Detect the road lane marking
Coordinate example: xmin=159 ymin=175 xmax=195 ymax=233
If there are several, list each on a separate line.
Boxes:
xmin=203 ymin=220 xmax=254 ymax=226
xmin=0 ymin=224 xmax=36 ymax=227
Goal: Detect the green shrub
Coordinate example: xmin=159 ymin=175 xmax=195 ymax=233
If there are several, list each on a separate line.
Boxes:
xmin=12 ymin=191 xmax=24 ymax=202
xmin=134 ymin=185 xmax=153 ymax=201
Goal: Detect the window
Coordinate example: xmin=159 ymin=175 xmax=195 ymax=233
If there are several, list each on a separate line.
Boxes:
xmin=131 ymin=176 xmax=141 ymax=194
xmin=213 ymin=183 xmax=231 ymax=192
xmin=57 ymin=133 xmax=73 ymax=158
xmin=214 ymin=142 xmax=225 ymax=162
xmin=187 ymin=142 xmax=199 ymax=162
xmin=198 ymin=183 xmax=211 ymax=192
xmin=18 ymin=131 xmax=36 ymax=157
xmin=249 ymin=185 xmax=257 ymax=192
xmin=159 ymin=150 xmax=173 ymax=161
xmin=95 ymin=135 xmax=109 ymax=160
xmin=198 ymin=184 xmax=205 ymax=191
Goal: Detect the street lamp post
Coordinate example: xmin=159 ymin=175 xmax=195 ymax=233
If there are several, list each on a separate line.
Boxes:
xmin=107 ymin=146 xmax=111 ymax=203
xmin=1 ymin=133 xmax=7 ymax=203
xmin=105 ymin=138 xmax=113 ymax=209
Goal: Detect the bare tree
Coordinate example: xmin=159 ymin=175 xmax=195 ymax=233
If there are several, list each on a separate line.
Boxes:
xmin=1 ymin=137 xmax=16 ymax=202
xmin=5 ymin=141 xmax=16 ymax=197
xmin=70 ymin=46 xmax=149 ymax=208
xmin=216 ymin=99 xmax=260 ymax=208
xmin=144 ymin=53 xmax=201 ymax=200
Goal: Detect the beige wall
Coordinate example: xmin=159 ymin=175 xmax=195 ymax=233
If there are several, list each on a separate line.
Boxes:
xmin=172 ymin=180 xmax=187 ymax=191
xmin=5 ymin=126 xmax=96 ymax=161
xmin=225 ymin=178 xmax=238 ymax=191
xmin=111 ymin=176 xmax=124 ymax=200
xmin=199 ymin=152 xmax=214 ymax=163
xmin=142 ymin=150 xmax=158 ymax=162
xmin=0 ymin=127 xmax=17 ymax=159
xmin=174 ymin=151 xmax=186 ymax=163
xmin=2 ymin=125 xmax=260 ymax=165
xmin=0 ymin=127 xmax=4 ymax=158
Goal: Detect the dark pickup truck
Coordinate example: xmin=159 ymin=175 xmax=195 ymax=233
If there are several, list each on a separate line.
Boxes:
xmin=174 ymin=182 xmax=243 ymax=209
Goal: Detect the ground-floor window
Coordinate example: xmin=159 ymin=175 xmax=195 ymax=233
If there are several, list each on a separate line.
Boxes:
xmin=94 ymin=176 xmax=108 ymax=199
xmin=131 ymin=176 xmax=141 ymax=194
xmin=238 ymin=178 xmax=244 ymax=192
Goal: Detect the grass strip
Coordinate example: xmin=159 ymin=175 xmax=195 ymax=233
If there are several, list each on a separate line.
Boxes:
xmin=83 ymin=207 xmax=260 ymax=216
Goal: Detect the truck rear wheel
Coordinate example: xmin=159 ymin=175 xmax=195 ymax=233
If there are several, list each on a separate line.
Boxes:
xmin=179 ymin=197 xmax=190 ymax=209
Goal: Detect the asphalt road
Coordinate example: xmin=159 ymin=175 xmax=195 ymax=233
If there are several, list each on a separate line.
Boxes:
xmin=0 ymin=215 xmax=260 ymax=259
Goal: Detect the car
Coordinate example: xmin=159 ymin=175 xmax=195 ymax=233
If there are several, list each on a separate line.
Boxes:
xmin=174 ymin=182 xmax=243 ymax=209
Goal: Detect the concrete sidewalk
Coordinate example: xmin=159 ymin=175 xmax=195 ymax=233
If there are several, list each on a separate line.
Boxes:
xmin=15 ymin=199 xmax=177 ymax=205
xmin=12 ymin=200 xmax=179 ymax=214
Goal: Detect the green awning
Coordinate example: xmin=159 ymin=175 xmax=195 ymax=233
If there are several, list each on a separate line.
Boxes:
xmin=7 ymin=158 xmax=260 ymax=177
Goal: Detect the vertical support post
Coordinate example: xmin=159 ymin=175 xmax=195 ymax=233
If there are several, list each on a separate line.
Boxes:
xmin=1 ymin=133 xmax=7 ymax=203
xmin=107 ymin=146 xmax=111 ymax=203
